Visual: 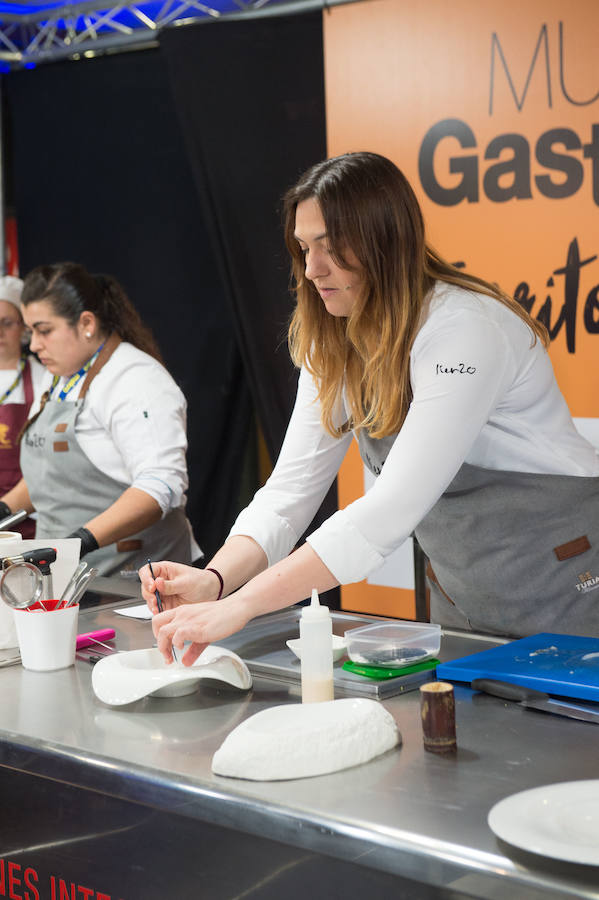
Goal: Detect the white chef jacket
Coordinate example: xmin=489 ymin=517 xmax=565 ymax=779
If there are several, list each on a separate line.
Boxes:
xmin=0 ymin=355 xmax=46 ymax=406
xmin=29 ymin=342 xmax=190 ymax=517
xmin=229 ymin=282 xmax=599 ymax=584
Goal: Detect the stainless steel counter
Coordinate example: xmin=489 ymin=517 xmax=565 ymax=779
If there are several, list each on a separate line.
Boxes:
xmin=0 ymin=589 xmax=597 ymax=900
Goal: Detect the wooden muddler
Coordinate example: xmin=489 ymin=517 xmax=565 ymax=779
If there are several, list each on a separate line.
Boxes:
xmin=420 ymin=681 xmax=457 ymax=753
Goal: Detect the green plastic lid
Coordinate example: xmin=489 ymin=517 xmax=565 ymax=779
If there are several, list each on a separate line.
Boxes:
xmin=342 ymin=657 xmax=440 ymax=680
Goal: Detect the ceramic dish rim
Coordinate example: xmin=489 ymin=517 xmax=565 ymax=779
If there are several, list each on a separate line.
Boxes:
xmin=487 ymin=779 xmax=599 ymax=865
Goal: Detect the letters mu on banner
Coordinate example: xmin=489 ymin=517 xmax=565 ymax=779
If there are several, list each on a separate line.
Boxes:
xmin=323 ymin=0 xmax=599 ymax=617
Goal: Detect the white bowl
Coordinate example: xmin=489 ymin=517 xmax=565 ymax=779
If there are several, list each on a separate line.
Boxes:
xmin=92 ymin=644 xmax=252 ymax=706
xmin=286 ymin=634 xmax=347 ymax=663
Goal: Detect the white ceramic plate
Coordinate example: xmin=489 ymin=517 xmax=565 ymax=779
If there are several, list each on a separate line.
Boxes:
xmin=488 ymin=780 xmax=599 ymax=865
xmin=92 ymin=645 xmax=252 ymax=706
xmin=286 ymin=634 xmax=347 ymax=662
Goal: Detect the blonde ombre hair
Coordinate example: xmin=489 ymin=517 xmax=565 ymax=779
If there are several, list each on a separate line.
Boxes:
xmin=284 ymin=152 xmax=548 ymax=439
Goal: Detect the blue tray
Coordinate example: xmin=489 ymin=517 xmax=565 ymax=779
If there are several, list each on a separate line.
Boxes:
xmin=436 ymin=632 xmax=599 ymax=702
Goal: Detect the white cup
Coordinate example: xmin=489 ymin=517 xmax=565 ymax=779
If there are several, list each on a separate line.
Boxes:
xmin=0 ymin=601 xmax=18 ymax=649
xmin=14 ymin=601 xmax=79 ymax=671
xmin=0 ymin=533 xmax=23 ymax=649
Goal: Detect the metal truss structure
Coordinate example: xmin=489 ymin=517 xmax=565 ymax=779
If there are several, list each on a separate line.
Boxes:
xmin=0 ymin=0 xmax=328 ymax=67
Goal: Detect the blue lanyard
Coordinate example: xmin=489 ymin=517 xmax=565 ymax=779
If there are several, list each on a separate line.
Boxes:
xmin=0 ymin=354 xmax=26 ymax=405
xmin=48 ymin=343 xmax=104 ymax=403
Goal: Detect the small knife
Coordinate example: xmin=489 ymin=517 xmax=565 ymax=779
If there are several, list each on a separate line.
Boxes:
xmin=471 ymin=678 xmax=599 ymax=725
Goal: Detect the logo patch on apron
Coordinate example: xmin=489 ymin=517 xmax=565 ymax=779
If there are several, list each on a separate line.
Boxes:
xmin=0 ymin=424 xmax=12 ymax=449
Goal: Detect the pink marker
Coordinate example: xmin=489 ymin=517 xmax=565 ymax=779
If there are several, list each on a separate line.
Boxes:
xmin=76 ymin=628 xmax=116 ymax=650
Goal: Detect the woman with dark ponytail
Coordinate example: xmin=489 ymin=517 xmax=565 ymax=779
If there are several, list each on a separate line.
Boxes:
xmin=0 ymin=261 xmax=200 ymax=575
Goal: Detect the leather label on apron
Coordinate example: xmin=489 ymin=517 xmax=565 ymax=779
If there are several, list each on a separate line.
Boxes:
xmin=554 ymin=535 xmax=591 ymax=561
xmin=53 ymin=441 xmax=69 ymax=453
xmin=54 ymin=423 xmax=68 ymax=433
xmin=116 ymin=539 xmax=143 ymax=552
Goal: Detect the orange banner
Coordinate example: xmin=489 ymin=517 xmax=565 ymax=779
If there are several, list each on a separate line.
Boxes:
xmin=324 ymin=0 xmax=599 ymax=616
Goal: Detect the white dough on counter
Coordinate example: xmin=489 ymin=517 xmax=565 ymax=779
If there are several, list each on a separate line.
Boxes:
xmin=211 ymin=697 xmax=400 ymax=781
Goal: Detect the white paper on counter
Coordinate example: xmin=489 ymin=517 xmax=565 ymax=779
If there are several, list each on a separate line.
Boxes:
xmin=114 ymin=604 xmax=152 ymax=620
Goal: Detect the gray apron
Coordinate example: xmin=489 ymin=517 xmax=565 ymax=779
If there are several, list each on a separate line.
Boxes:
xmin=20 ymin=336 xmax=192 ymax=576
xmin=358 ymin=430 xmax=599 ymax=638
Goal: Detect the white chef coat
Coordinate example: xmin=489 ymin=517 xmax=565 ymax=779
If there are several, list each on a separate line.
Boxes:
xmin=0 ymin=355 xmax=46 ymax=406
xmin=229 ymin=282 xmax=599 ymax=584
xmin=28 ymin=342 xmax=190 ymax=517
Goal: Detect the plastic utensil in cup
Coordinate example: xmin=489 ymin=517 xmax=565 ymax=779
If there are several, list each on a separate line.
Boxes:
xmin=14 ymin=599 xmax=79 ymax=671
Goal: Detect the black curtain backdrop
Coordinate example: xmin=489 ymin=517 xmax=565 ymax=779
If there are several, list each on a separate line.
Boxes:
xmin=160 ymin=14 xmax=340 ymax=603
xmin=3 ymin=49 xmax=251 ymax=560
xmin=159 ymin=12 xmax=324 ymax=462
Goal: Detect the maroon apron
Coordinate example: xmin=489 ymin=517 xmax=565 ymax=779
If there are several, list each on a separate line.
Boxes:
xmin=0 ymin=359 xmax=35 ymax=537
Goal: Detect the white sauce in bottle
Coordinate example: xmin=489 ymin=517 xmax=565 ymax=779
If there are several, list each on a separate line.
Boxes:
xmin=300 ymin=589 xmax=334 ymax=704
xmin=301 ymin=677 xmax=334 ymax=704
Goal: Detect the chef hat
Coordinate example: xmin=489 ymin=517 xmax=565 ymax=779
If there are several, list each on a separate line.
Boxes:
xmin=0 ymin=276 xmax=24 ymax=312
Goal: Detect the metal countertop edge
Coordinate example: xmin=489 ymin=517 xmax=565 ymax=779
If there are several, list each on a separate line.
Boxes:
xmin=0 ymin=732 xmax=592 ymax=900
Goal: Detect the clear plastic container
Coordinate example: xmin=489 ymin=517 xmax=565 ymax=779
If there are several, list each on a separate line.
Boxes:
xmin=344 ymin=621 xmax=441 ymax=668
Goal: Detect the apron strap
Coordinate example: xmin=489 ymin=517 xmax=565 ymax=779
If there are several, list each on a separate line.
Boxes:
xmin=22 ymin=357 xmax=34 ymax=408
xmin=78 ymin=333 xmax=122 ymax=400
xmin=426 ymin=561 xmax=456 ymax=606
xmin=18 ymin=388 xmax=51 ymax=443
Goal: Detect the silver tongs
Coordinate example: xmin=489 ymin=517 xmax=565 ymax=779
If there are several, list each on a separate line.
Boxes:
xmin=61 ymin=564 xmax=99 ymax=608
xmin=0 ymin=509 xmax=28 ymax=531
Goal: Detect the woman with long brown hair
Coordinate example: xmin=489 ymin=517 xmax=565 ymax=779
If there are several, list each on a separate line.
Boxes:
xmin=0 ymin=262 xmax=200 ymax=575
xmin=141 ymin=151 xmax=599 ymax=660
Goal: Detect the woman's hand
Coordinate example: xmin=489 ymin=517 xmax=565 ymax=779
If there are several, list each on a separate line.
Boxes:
xmin=144 ymin=543 xmax=339 ymax=666
xmin=152 ymin=595 xmax=251 ymax=666
xmin=139 ymin=561 xmax=221 ymax=613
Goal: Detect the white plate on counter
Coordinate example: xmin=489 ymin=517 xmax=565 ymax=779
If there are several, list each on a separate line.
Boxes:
xmin=92 ymin=644 xmax=252 ymax=706
xmin=488 ymin=780 xmax=599 ymax=865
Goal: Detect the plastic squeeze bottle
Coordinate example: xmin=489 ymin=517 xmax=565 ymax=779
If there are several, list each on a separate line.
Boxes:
xmin=300 ymin=588 xmax=334 ymax=703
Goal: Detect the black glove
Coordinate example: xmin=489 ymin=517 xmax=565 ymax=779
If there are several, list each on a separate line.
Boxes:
xmin=67 ymin=526 xmax=99 ymax=558
xmin=0 ymin=501 xmax=11 ymax=521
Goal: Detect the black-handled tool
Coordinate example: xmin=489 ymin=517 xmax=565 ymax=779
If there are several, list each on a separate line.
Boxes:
xmin=22 ymin=547 xmax=57 ymax=602
xmin=22 ymin=547 xmax=57 ymax=575
xmin=472 ymin=678 xmax=599 ymax=725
